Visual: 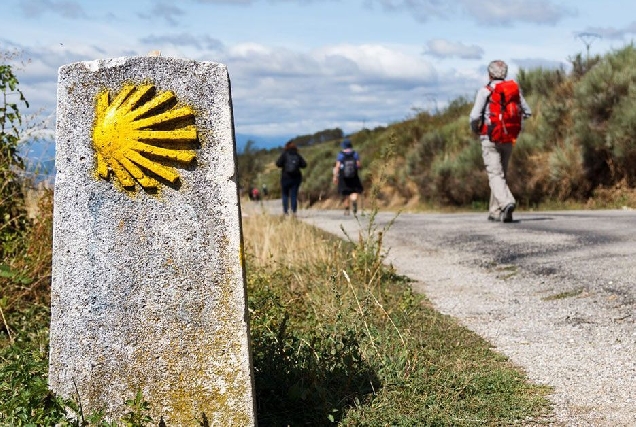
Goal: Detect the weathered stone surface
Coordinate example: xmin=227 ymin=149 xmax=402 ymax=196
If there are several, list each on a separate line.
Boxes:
xmin=49 ymin=57 xmax=255 ymax=425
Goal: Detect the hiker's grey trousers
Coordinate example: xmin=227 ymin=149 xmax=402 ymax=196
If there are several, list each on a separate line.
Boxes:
xmin=481 ymin=138 xmax=515 ymax=216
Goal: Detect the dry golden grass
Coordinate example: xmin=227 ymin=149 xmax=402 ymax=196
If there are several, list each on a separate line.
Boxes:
xmin=587 ymin=181 xmax=636 ymax=209
xmin=1 ymin=190 xmax=53 ymax=310
xmin=242 ymin=210 xmax=337 ymax=270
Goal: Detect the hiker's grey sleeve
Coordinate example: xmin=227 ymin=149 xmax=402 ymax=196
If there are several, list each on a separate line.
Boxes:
xmin=519 ymin=92 xmax=532 ymax=118
xmin=469 ymin=88 xmax=489 ymax=133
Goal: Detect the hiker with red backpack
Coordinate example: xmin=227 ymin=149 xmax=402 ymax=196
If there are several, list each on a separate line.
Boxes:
xmin=333 ymin=138 xmax=363 ymax=215
xmin=276 ymin=141 xmax=307 ymax=216
xmin=470 ymin=60 xmax=531 ymax=223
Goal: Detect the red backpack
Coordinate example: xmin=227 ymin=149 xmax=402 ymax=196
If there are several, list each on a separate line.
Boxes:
xmin=482 ymin=80 xmax=522 ymax=144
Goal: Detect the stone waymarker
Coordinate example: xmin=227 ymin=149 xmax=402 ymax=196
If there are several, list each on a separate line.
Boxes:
xmin=49 ymin=57 xmax=256 ymax=425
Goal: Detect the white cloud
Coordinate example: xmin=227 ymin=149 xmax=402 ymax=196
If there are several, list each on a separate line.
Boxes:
xmin=219 ymin=42 xmax=442 ymax=135
xmin=367 ymin=0 xmax=572 ymax=26
xmin=2 ymin=30 xmax=498 ymax=138
xmin=189 ymin=0 xmax=255 ymax=4
xmin=8 ymin=0 xmax=574 ymax=141
xmin=364 ymin=0 xmax=454 ymax=22
xmin=140 ymin=34 xmax=225 ymax=51
xmin=577 ymin=22 xmax=636 ymax=41
xmin=315 ymin=44 xmax=438 ymax=85
xmin=19 ymin=0 xmax=87 ymax=19
xmin=3 ymin=40 xmax=148 ymax=122
xmin=3 ymin=35 xmax=460 ymax=138
xmin=424 ymin=39 xmax=484 ymax=59
xmin=138 ymin=1 xmax=185 ymax=26
xmin=513 ymin=57 xmax=567 ymax=71
xmin=226 ymin=43 xmax=322 ymax=78
xmin=461 ymin=0 xmax=573 ymax=26
xmin=188 ymin=0 xmax=334 ymax=4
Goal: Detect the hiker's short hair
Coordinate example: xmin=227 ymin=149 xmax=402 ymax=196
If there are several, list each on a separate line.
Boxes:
xmin=488 ymin=60 xmax=508 ymax=80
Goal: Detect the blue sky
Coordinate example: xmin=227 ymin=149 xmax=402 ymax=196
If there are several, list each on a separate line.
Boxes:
xmin=3 ymin=0 xmax=636 ymax=150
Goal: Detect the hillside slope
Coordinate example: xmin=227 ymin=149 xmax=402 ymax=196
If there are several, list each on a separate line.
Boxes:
xmin=240 ymin=46 xmax=636 ymax=211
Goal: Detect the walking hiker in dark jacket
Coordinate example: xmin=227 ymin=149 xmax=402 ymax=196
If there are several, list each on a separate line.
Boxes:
xmin=333 ymin=138 xmax=363 ymax=215
xmin=275 ymin=142 xmax=307 ymax=216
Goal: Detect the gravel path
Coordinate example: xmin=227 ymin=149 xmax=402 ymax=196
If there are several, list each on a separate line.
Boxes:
xmin=289 ymin=206 xmax=636 ymax=426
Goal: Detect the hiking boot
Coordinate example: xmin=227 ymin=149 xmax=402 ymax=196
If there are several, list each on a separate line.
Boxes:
xmin=344 ymin=207 xmax=350 ymax=216
xmin=352 ymin=201 xmax=358 ymax=215
xmin=501 ymin=203 xmax=515 ymax=223
xmin=487 ymin=214 xmax=498 ymax=222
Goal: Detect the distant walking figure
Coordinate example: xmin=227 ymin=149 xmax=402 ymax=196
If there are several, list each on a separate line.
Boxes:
xmin=275 ymin=142 xmax=307 ymax=216
xmin=469 ymin=60 xmax=531 ymax=223
xmin=333 ymin=138 xmax=363 ymax=215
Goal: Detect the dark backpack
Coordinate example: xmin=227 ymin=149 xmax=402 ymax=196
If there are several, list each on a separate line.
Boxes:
xmin=483 ymin=80 xmax=522 ymax=143
xmin=341 ymin=151 xmax=357 ymax=179
xmin=284 ymin=151 xmax=301 ymax=174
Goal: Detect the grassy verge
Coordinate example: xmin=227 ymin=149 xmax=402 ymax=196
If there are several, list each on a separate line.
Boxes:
xmin=243 ymin=210 xmax=552 ymax=426
xmin=1 ymin=193 xmax=551 ymax=425
xmin=0 ymin=191 xmax=73 ymax=425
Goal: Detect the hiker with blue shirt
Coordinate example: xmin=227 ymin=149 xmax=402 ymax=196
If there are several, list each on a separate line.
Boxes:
xmin=276 ymin=141 xmax=307 ymax=216
xmin=333 ymin=138 xmax=363 ymax=215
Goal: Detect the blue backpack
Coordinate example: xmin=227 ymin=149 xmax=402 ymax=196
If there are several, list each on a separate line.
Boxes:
xmin=341 ymin=151 xmax=357 ymax=178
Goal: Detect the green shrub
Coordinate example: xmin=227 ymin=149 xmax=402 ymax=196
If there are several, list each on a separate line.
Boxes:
xmin=0 ymin=64 xmax=29 ymax=259
xmin=249 ymin=269 xmax=378 ymax=426
xmin=573 ymin=45 xmax=636 ymax=187
xmin=546 ymin=138 xmax=589 ymax=199
xmin=517 ymin=66 xmax=566 ymax=98
xmin=0 ymin=304 xmax=70 ymax=426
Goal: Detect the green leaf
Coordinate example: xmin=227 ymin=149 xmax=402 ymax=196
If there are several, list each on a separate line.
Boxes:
xmin=0 ymin=264 xmax=33 ymax=285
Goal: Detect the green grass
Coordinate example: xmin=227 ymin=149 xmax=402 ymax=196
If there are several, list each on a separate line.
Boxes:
xmin=1 ymin=204 xmax=552 ymax=426
xmin=542 ymin=288 xmax=585 ymax=301
xmin=494 ymin=265 xmax=519 ymax=281
xmin=244 ymin=212 xmax=552 ymax=426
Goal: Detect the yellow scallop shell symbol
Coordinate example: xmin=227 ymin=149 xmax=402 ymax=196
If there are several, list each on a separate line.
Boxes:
xmin=92 ymin=83 xmax=198 ymax=192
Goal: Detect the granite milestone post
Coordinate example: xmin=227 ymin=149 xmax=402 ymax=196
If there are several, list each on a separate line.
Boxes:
xmin=49 ymin=56 xmax=256 ymax=425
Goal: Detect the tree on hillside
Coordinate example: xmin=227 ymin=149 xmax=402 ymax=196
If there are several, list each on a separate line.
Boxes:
xmin=0 ymin=63 xmax=29 ymax=258
xmin=286 ymin=128 xmax=344 ymax=147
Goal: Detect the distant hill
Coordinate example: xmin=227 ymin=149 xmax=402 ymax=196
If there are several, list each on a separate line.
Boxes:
xmin=235 ymin=128 xmax=345 ymax=153
xmin=19 ymin=138 xmax=55 ymax=184
xmin=236 ymin=133 xmax=291 ymax=153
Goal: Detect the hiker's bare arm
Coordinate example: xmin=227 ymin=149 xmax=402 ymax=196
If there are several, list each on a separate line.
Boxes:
xmin=333 ymin=161 xmax=340 ymax=183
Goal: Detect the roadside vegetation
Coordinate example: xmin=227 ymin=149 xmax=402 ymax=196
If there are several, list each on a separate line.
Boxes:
xmin=242 ymin=46 xmax=636 ymax=212
xmin=0 ymin=191 xmax=552 ymax=425
xmin=3 ymin=45 xmax=636 ymax=424
xmin=243 ymin=210 xmax=551 ymax=425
